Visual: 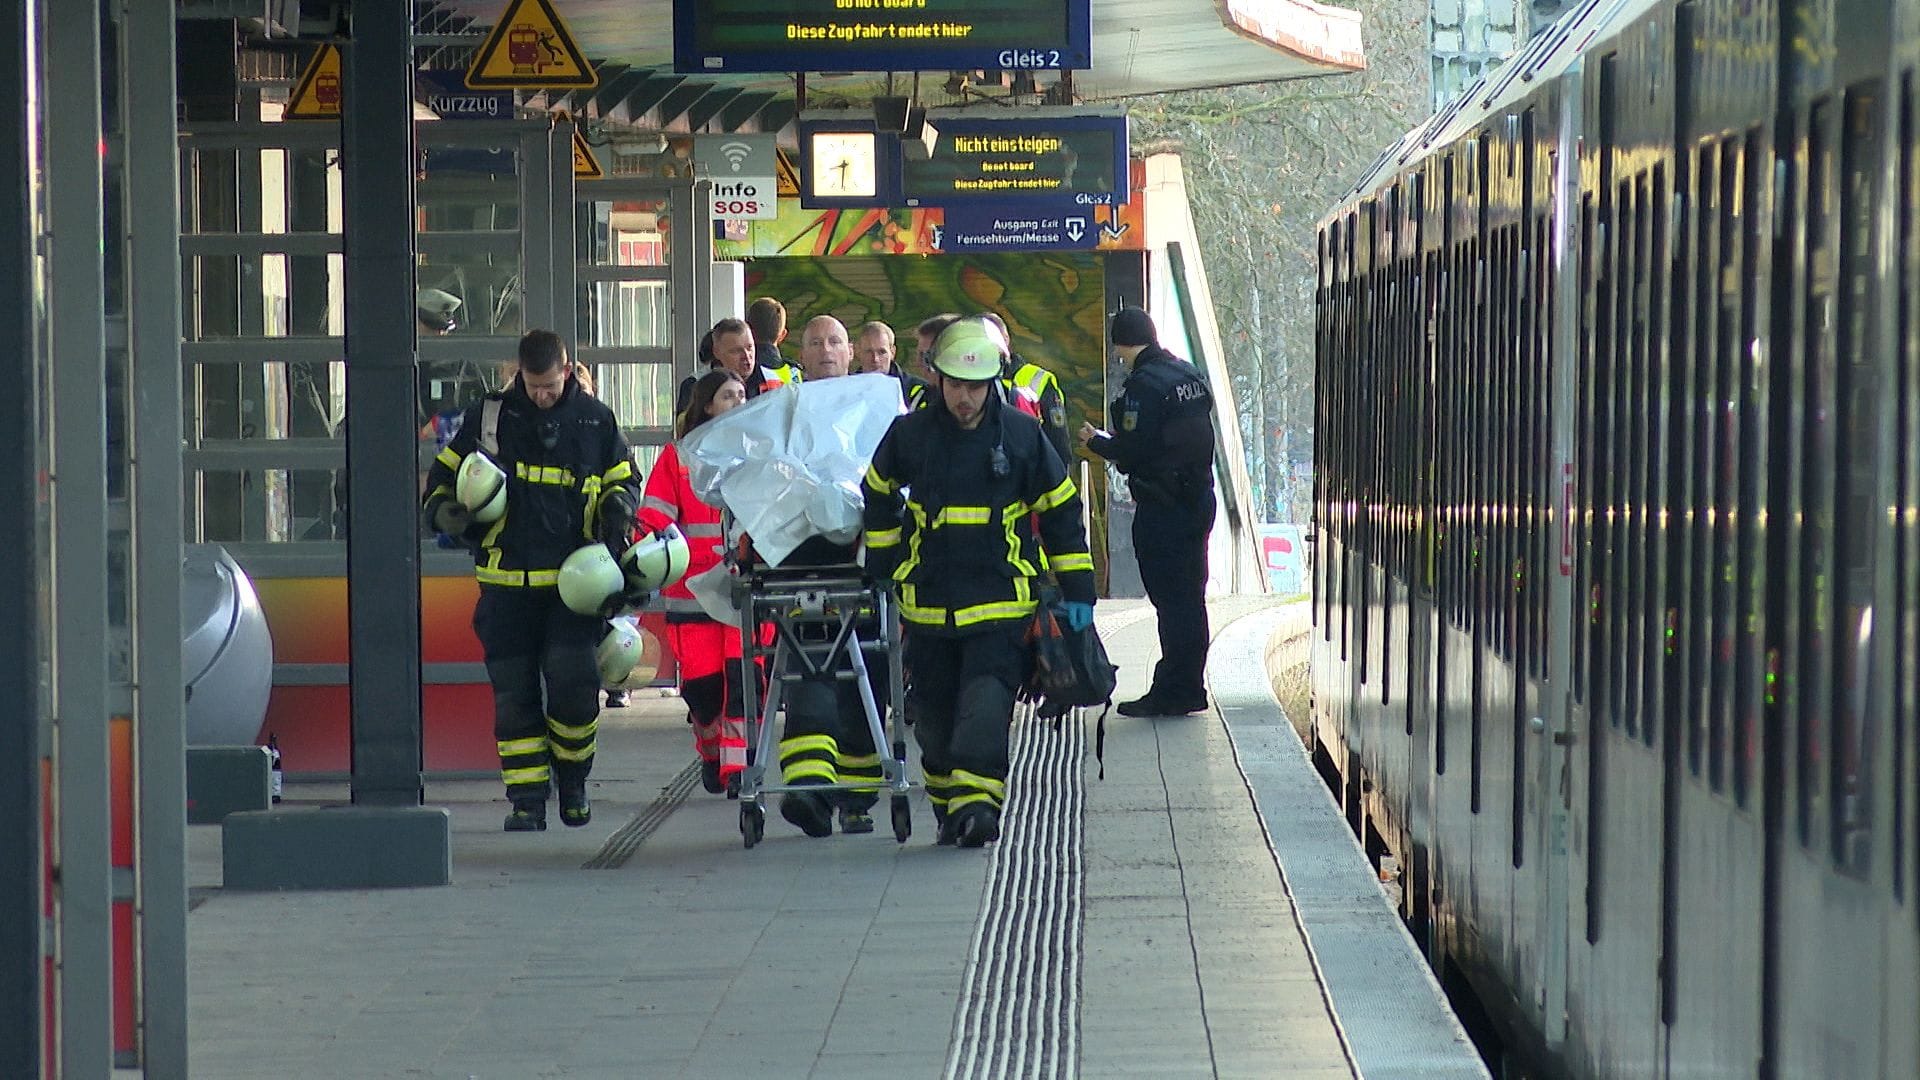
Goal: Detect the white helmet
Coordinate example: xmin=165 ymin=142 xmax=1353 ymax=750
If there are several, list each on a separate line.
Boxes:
xmin=557 ymin=543 xmax=626 ymax=616
xmin=595 ymin=620 xmax=651 ymax=688
xmin=455 ymin=452 xmax=507 ymax=522
xmin=620 ymin=524 xmax=692 ymax=592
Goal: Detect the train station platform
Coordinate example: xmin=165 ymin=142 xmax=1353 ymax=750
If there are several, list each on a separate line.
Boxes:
xmin=182 ymin=599 xmax=1486 ymax=1080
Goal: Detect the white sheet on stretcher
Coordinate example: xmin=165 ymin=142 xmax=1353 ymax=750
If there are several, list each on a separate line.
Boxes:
xmin=676 ymin=372 xmax=905 ymax=568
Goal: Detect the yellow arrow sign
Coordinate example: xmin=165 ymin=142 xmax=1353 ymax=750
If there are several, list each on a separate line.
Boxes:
xmin=466 ymin=0 xmax=598 ymax=90
xmin=572 ymin=128 xmax=603 ymax=179
xmin=285 ymin=44 xmax=343 ymax=120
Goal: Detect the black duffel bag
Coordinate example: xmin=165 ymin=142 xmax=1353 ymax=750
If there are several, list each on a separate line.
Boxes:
xmin=1025 ymin=601 xmax=1120 ymax=777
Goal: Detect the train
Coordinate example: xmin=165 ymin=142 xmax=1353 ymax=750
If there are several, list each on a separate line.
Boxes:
xmin=1310 ymin=0 xmax=1919 ymax=1075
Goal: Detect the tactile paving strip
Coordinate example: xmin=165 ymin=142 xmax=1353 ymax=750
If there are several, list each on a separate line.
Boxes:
xmin=581 ymin=760 xmax=700 ymax=870
xmin=945 ymin=705 xmax=1085 ymax=1079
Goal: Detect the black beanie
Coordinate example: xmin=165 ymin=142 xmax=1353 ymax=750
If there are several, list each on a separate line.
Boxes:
xmin=1110 ymin=306 xmax=1156 ymax=346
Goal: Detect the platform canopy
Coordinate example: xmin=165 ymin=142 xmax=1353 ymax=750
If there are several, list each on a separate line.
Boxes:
xmin=427 ymin=0 xmax=1366 ymax=126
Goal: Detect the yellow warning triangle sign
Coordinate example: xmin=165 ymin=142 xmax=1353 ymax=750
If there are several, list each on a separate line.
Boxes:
xmin=775 ymin=148 xmax=800 ymax=198
xmin=466 ymin=0 xmax=598 ymax=90
xmin=285 ymin=44 xmax=343 ymax=120
xmin=571 ymin=128 xmax=603 ymax=179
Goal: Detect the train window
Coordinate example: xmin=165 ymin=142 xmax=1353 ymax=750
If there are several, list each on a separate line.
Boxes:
xmin=1798 ymin=100 xmax=1838 ymax=851
xmin=1895 ymin=73 xmax=1916 ymax=897
xmin=1731 ymin=128 xmax=1765 ymax=810
xmin=1830 ymin=88 xmax=1880 ymax=874
xmin=1677 ymin=144 xmax=1710 ymax=781
xmin=1710 ymin=137 xmax=1740 ymax=796
xmin=1646 ymin=162 xmax=1672 ymax=752
xmin=1575 ymin=193 xmax=1596 ymax=705
xmin=1620 ymin=170 xmax=1647 ymax=742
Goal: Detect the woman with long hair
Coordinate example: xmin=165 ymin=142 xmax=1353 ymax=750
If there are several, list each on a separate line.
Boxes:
xmin=637 ymin=368 xmax=757 ymax=793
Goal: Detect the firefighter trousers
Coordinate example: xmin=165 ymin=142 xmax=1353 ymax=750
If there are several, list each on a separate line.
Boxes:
xmin=777 ymin=616 xmax=888 ymax=812
xmin=473 ymin=586 xmax=602 ymax=804
xmin=905 ymin=623 xmax=1027 ymax=826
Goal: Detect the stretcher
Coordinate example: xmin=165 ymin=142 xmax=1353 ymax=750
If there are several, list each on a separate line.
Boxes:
xmin=729 ymin=556 xmax=913 ymax=848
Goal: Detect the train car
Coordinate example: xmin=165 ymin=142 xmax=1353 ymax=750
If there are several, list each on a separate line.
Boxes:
xmin=1312 ymin=0 xmax=1920 ymax=1075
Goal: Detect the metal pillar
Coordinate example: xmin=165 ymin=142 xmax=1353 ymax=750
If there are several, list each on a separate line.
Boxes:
xmin=0 ymin=0 xmax=40 ymax=1073
xmin=344 ymin=7 xmax=426 ymax=806
xmin=122 ymin=0 xmax=189 ymax=1071
xmin=45 ymin=0 xmax=114 ymax=1073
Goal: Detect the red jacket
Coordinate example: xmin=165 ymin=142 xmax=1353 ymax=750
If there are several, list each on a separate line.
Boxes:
xmin=637 ymin=441 xmax=725 ymax=601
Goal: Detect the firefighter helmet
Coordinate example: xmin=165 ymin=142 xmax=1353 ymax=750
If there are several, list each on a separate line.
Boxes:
xmin=619 ymin=524 xmax=692 ymax=592
xmin=595 ymin=620 xmax=650 ymax=688
xmin=454 ymin=451 xmax=508 ymax=522
xmin=558 ymin=543 xmax=626 ymax=616
xmin=928 ymin=317 xmax=1007 ymax=381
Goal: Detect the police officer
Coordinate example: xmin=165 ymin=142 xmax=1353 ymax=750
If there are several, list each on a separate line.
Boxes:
xmin=423 ymin=329 xmax=643 ymax=831
xmin=864 ymin=316 xmax=1097 ymax=847
xmin=1080 ymin=307 xmax=1216 ymax=717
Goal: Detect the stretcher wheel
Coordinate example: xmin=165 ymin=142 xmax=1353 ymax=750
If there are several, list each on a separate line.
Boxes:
xmin=740 ymin=802 xmax=765 ymax=848
xmin=890 ymin=795 xmax=912 ymax=843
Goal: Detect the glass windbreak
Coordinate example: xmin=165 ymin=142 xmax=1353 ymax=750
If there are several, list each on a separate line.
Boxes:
xmin=579 ymin=197 xmax=672 ymax=266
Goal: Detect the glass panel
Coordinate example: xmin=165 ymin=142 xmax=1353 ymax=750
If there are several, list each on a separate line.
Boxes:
xmin=192 ymin=468 xmax=341 ymax=543
xmin=578 ymin=197 xmax=673 ymax=266
xmin=418 ymin=252 xmax=525 ymax=338
xmin=583 ymin=279 xmax=670 ymax=350
xmin=597 ymin=363 xmax=679 ymax=436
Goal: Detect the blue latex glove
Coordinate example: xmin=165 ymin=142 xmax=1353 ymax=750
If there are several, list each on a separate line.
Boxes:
xmin=1059 ymin=601 xmax=1095 ymax=633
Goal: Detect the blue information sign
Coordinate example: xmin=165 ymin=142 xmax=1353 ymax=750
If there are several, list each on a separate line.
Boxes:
xmin=933 ymin=204 xmax=1103 ymax=253
xmin=673 ymin=0 xmax=1090 ymax=74
xmin=418 ymin=71 xmax=515 ymax=121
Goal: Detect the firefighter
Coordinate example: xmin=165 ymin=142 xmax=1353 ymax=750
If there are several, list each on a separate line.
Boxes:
xmin=982 ymin=312 xmax=1072 ymax=468
xmin=1079 ymin=306 xmax=1217 ymax=717
xmin=863 ymin=316 xmax=1097 ymax=847
xmin=639 ymin=368 xmax=760 ymax=796
xmin=423 ymin=329 xmax=643 ymax=831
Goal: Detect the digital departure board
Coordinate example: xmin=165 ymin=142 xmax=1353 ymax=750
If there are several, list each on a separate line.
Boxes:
xmin=901 ymin=115 xmax=1127 ymax=208
xmin=672 ymin=0 xmax=1091 ymax=74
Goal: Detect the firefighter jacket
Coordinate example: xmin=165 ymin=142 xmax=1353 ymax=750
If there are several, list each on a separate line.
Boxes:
xmin=423 ymin=378 xmax=639 ymax=589
xmin=636 ymin=440 xmax=725 ymax=602
xmin=1005 ymin=355 xmax=1072 ymax=467
xmin=863 ymin=391 xmax=1096 ymax=634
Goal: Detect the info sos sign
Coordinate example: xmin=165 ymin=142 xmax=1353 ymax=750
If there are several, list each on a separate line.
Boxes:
xmin=710 ymin=178 xmax=776 ymax=220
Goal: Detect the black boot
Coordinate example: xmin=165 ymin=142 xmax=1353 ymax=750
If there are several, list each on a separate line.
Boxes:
xmin=838 ymin=806 xmax=875 ymax=834
xmin=953 ymin=804 xmax=1001 ymax=848
xmin=700 ymin=759 xmax=725 ymax=794
xmin=504 ymin=799 xmax=547 ymax=832
xmin=557 ymin=781 xmax=591 ymax=827
xmin=933 ymin=807 xmax=956 ymax=846
xmin=779 ymin=789 xmax=834 ymax=838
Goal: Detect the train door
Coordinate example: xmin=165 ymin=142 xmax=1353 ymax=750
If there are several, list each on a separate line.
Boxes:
xmin=1766 ymin=4 xmax=1901 ymax=1071
xmin=1659 ymin=2 xmax=1774 ymax=1073
xmin=1566 ymin=31 xmax=1670 ymax=1077
xmin=1887 ymin=18 xmax=1920 ymax=1076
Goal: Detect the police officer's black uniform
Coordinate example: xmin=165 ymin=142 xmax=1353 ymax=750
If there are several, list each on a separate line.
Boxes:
xmin=423 ymin=369 xmax=640 ymax=830
xmin=1086 ymin=309 xmax=1216 ymax=715
xmin=864 ymin=381 xmax=1096 ymax=844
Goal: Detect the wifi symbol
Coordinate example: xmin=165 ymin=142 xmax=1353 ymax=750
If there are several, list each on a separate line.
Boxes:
xmin=719 ymin=140 xmax=753 ymax=172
